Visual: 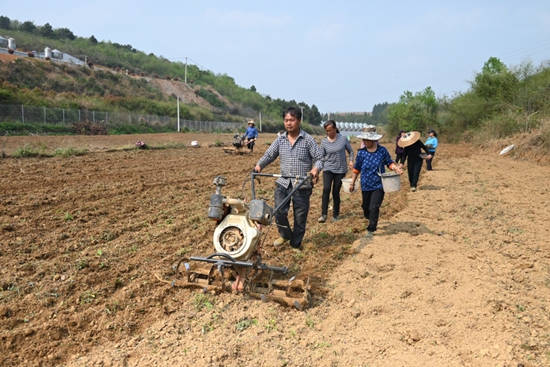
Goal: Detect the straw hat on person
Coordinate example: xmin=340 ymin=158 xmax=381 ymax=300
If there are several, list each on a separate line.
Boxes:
xmin=357 ymin=131 xmax=383 ymax=141
xmin=397 ymin=131 xmax=421 ymax=148
xmin=247 ymin=120 xmax=255 ymax=126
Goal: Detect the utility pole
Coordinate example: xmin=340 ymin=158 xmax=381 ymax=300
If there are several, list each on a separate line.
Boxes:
xmin=185 ymin=57 xmax=187 ymax=84
xmin=300 ymin=106 xmax=304 ymax=122
xmin=259 ymin=112 xmax=262 ymax=132
xmin=177 ymin=96 xmax=180 ymax=132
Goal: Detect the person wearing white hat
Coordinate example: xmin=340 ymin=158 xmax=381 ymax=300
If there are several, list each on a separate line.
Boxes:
xmin=349 ymin=131 xmax=403 ymax=237
xmin=244 ymin=120 xmax=259 ymax=152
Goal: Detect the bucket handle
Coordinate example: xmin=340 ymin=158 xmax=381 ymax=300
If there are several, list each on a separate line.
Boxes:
xmin=377 ymin=159 xmax=390 ymax=176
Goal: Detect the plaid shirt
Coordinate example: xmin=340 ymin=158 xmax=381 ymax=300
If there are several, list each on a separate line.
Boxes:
xmin=257 ymin=129 xmax=323 ymax=189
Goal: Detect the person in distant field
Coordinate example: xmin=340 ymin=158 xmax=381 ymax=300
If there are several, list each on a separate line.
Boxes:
xmin=398 ymin=131 xmax=432 ymax=192
xmin=244 ymin=121 xmax=259 ymax=152
xmin=349 ymin=130 xmax=403 ymax=237
xmin=395 ymin=130 xmax=406 ymax=164
xmin=254 ymin=107 xmax=323 ymax=251
xmin=425 ymin=129 xmax=438 ymax=171
xmin=318 ymin=120 xmax=354 ymax=223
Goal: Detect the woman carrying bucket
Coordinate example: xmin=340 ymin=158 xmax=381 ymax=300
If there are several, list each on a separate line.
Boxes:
xmin=397 ymin=131 xmax=432 ymax=192
xmin=318 ymin=120 xmax=355 ymax=223
xmin=349 ymin=130 xmax=403 ymax=237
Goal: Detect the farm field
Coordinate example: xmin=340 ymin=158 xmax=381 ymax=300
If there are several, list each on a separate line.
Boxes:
xmin=1 ymin=132 xmax=550 ymax=367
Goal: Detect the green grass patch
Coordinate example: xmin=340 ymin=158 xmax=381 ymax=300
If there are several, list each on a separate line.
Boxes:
xmin=12 ymin=143 xmax=42 ymax=158
xmin=54 ymin=147 xmax=89 ymax=157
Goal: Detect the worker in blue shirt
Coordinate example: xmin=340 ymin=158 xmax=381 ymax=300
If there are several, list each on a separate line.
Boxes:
xmin=425 ymin=129 xmax=438 ymax=171
xmin=244 ymin=121 xmax=259 ymax=152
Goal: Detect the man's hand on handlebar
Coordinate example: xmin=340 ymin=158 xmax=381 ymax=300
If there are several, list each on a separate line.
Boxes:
xmin=254 ymin=165 xmax=262 ymax=173
xmin=310 ymin=167 xmax=319 ymax=184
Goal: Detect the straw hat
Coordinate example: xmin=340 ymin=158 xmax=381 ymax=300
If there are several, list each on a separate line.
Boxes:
xmin=357 ymin=131 xmax=383 ymax=141
xmin=247 ymin=120 xmax=255 ymax=126
xmin=397 ymin=131 xmax=421 ymax=148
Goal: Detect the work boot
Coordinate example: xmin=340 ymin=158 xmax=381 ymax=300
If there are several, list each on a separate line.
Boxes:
xmin=318 ymin=215 xmax=327 ymax=223
xmin=411 ymin=187 xmax=416 ymax=192
xmin=273 ymin=237 xmax=290 ymax=247
xmin=332 ymin=216 xmax=340 ymax=223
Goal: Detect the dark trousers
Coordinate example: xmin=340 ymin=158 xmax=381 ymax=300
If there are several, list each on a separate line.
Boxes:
xmin=426 ymin=151 xmax=435 ymax=170
xmin=407 ymin=159 xmax=423 ymax=188
xmin=247 ymin=140 xmax=255 ymax=151
xmin=361 ymin=188 xmax=385 ymax=232
xmin=321 ymin=171 xmax=345 ymax=217
xmin=274 ymin=184 xmax=312 ymax=248
xmin=395 ymin=153 xmax=405 ymax=165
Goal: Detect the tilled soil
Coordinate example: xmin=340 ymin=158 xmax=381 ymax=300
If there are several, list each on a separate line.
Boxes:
xmin=1 ymin=132 xmax=549 ymax=367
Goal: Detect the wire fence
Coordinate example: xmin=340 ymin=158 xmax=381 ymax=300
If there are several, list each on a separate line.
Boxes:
xmin=0 ymin=104 xmax=243 ymax=132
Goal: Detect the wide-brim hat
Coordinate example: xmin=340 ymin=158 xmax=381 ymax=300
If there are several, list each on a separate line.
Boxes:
xmin=397 ymin=131 xmax=421 ymax=148
xmin=247 ymin=121 xmax=255 ymax=126
xmin=357 ymin=131 xmax=383 ymax=141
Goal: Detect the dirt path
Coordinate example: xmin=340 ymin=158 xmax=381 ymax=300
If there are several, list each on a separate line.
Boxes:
xmin=1 ymin=134 xmax=549 ymax=367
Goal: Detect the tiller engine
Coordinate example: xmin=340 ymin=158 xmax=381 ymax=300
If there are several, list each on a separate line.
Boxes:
xmin=170 ymin=172 xmax=311 ymax=310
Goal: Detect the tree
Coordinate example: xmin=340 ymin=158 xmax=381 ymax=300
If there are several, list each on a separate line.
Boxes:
xmin=20 ymin=20 xmax=36 ymax=33
xmin=250 ymin=85 xmax=256 ymax=92
xmin=55 ymin=27 xmax=76 ymax=40
xmin=0 ymin=16 xmax=10 ymax=30
xmin=89 ymin=35 xmax=98 ymax=45
xmin=387 ymin=87 xmax=438 ymax=135
xmin=371 ymin=102 xmax=390 ymax=125
xmin=308 ymin=104 xmax=322 ymax=125
xmin=39 ymin=23 xmax=55 ymax=38
xmin=471 ymin=57 xmax=518 ymax=103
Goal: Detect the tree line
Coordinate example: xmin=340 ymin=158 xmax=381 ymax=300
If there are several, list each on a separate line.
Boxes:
xmin=385 ymin=57 xmax=550 ymax=144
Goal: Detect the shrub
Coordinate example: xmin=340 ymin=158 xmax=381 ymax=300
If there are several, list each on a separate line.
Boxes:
xmin=70 ymin=120 xmax=108 ymax=135
xmin=12 ymin=143 xmax=40 ymax=158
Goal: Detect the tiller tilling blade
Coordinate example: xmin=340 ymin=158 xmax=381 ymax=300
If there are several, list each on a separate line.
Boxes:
xmin=168 ymin=253 xmax=310 ymax=310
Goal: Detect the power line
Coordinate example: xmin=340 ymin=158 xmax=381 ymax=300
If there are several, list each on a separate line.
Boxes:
xmin=166 ymin=56 xmax=212 ymax=72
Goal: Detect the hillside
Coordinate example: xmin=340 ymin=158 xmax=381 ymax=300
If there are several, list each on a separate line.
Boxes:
xmin=0 ymin=21 xmax=324 ymax=127
xmin=0 ymin=52 xmax=238 ymax=120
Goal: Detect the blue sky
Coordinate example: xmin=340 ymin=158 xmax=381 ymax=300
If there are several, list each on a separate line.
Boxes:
xmin=3 ymin=0 xmax=550 ymax=113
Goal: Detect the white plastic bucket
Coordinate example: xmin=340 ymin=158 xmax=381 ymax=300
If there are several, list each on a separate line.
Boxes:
xmin=377 ymin=172 xmax=401 ymax=193
xmin=342 ymin=178 xmax=355 ymax=193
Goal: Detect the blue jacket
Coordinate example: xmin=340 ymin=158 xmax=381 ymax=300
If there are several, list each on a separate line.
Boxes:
xmin=425 ymin=137 xmax=438 ymax=153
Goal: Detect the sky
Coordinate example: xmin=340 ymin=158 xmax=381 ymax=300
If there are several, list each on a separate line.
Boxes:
xmin=2 ymin=0 xmax=550 ymax=113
